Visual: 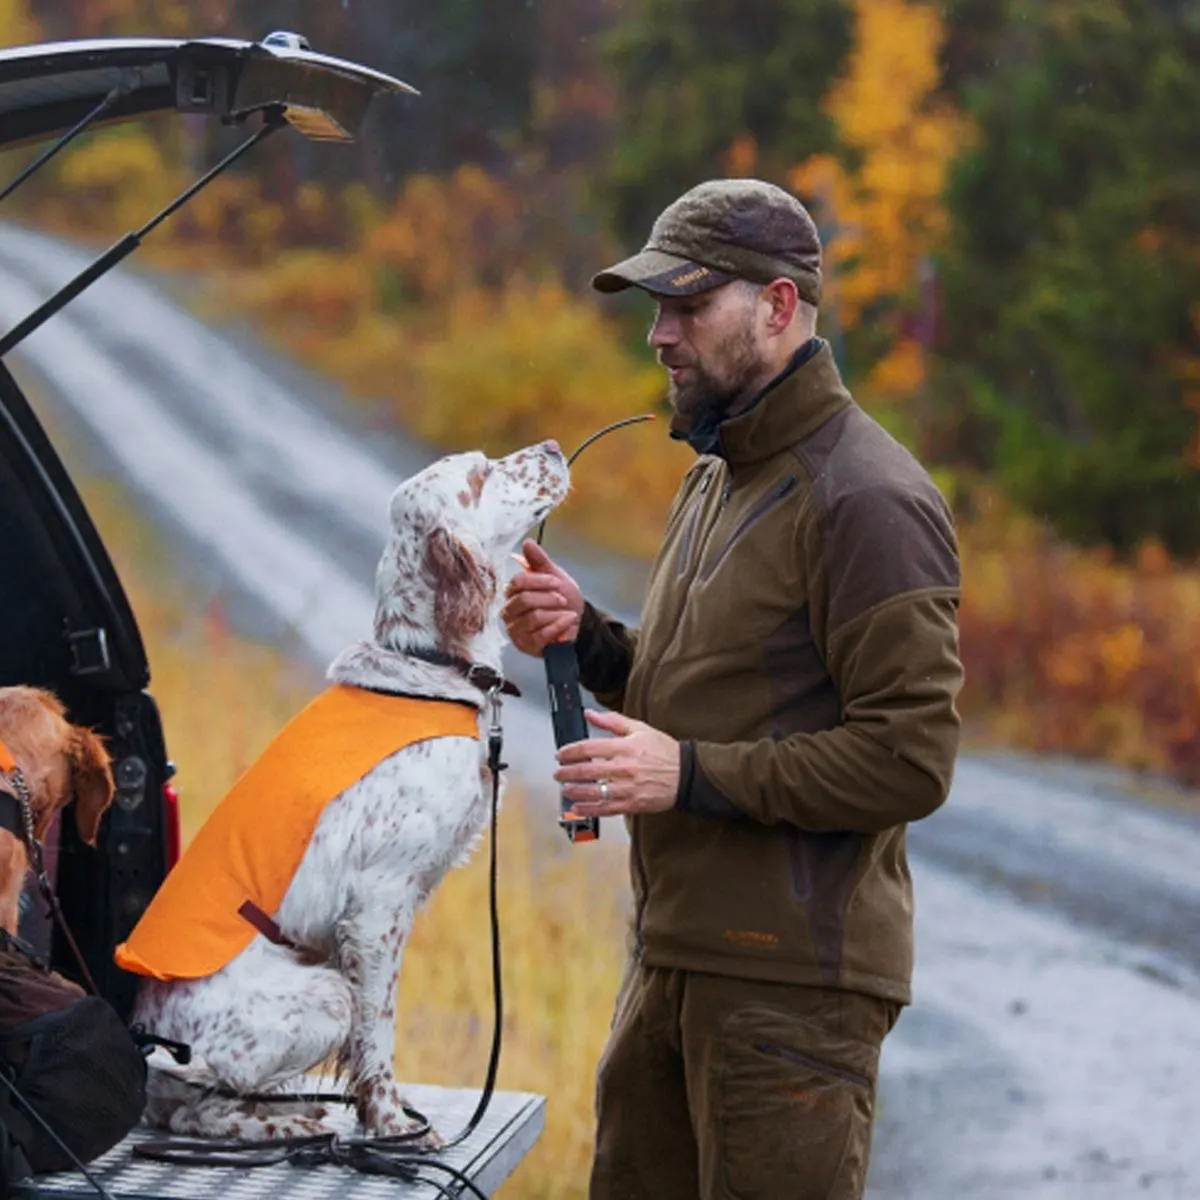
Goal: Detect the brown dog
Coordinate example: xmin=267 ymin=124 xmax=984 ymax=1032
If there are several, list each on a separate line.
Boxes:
xmin=0 ymin=686 xmax=115 ymax=937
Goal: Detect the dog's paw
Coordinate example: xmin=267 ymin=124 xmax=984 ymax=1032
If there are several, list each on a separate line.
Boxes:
xmin=357 ymin=1077 xmax=443 ymax=1148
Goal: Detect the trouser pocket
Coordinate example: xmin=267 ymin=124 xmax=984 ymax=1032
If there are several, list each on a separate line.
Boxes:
xmin=714 ymin=1001 xmax=885 ymax=1200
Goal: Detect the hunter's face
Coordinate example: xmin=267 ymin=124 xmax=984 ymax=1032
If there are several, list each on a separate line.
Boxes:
xmin=647 ymin=282 xmax=768 ymax=422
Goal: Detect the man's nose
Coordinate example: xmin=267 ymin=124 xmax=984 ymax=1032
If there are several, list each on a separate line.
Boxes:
xmin=648 ymin=310 xmax=678 ymax=347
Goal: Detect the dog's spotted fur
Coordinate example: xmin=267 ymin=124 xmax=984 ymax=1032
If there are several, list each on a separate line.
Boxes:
xmin=133 ymin=441 xmax=568 ymax=1142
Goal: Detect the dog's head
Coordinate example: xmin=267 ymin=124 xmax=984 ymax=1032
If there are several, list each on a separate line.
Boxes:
xmin=0 ymin=686 xmax=115 ymax=845
xmin=374 ymin=440 xmax=570 ymax=658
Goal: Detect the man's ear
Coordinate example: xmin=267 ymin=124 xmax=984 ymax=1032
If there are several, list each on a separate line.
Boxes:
xmin=763 ymin=277 xmax=800 ymax=335
xmin=69 ymin=726 xmax=115 ymax=846
xmin=423 ymin=528 xmax=497 ymax=654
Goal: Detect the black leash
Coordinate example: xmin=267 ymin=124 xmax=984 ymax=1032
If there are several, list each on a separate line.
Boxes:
xmin=132 ymin=688 xmax=510 ymax=1190
xmin=0 ymin=767 xmax=99 ymax=995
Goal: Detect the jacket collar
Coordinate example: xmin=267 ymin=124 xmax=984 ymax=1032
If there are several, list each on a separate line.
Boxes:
xmin=671 ymin=339 xmax=853 ymax=466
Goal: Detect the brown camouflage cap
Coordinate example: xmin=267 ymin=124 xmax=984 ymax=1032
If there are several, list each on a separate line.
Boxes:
xmin=592 ymin=179 xmax=822 ymax=304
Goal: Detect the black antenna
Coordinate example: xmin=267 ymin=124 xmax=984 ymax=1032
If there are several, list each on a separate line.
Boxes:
xmin=534 ymin=414 xmax=655 ymax=546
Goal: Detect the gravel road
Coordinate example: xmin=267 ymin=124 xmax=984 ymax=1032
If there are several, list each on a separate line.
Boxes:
xmin=1 ymin=221 xmax=1196 ymax=1198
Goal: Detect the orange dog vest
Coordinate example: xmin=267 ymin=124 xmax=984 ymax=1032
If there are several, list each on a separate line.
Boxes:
xmin=114 ymin=685 xmax=479 ymax=981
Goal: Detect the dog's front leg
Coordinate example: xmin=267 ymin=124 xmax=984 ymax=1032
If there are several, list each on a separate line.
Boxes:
xmin=341 ymin=894 xmax=437 ymax=1144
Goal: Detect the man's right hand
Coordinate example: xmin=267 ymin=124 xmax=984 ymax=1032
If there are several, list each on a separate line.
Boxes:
xmin=502 ymin=539 xmax=585 ymax=656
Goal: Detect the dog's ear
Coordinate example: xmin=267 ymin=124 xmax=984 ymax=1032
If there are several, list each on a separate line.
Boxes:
xmin=68 ymin=726 xmax=115 ymax=846
xmin=424 ymin=528 xmax=497 ymax=653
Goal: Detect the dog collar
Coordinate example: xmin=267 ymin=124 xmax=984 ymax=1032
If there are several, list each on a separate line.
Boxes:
xmin=0 ymin=738 xmax=31 ymax=840
xmin=402 ymin=648 xmax=521 ymax=698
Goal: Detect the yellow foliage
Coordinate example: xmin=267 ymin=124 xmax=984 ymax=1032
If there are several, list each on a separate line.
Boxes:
xmin=0 ymin=0 xmax=39 ymax=46
xmin=864 ymin=335 xmax=926 ymax=395
xmin=227 ymin=248 xmax=376 ymax=335
xmin=789 ymin=0 xmax=969 ymax=329
xmin=1097 ymin=622 xmax=1144 ymax=688
xmin=365 ymin=165 xmax=524 ymax=305
xmin=57 ymin=128 xmax=183 ymax=234
xmin=408 ymin=280 xmax=661 ymax=445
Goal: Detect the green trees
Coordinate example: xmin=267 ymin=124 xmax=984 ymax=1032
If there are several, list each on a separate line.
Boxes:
xmin=932 ymin=0 xmax=1200 ymax=554
xmin=601 ymin=0 xmax=852 ymax=245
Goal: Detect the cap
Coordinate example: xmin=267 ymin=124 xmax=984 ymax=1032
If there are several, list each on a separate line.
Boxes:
xmin=592 ymin=178 xmax=822 ymax=304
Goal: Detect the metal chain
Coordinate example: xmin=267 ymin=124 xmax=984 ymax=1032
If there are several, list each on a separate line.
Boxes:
xmin=5 ymin=764 xmax=99 ymax=994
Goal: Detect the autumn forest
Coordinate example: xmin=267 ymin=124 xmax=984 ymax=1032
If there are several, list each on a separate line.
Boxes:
xmin=4 ymin=0 xmax=1200 ymax=789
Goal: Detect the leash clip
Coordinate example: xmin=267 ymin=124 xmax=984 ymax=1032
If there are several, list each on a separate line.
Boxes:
xmin=486 ymin=687 xmax=507 ymax=775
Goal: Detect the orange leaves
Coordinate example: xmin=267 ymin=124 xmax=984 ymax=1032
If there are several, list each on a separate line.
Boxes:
xmin=364 ymin=166 xmax=524 ymax=307
xmin=864 ymin=336 xmax=926 ymax=396
xmin=960 ymin=512 xmax=1200 ymax=788
xmin=724 ymin=133 xmax=759 ymax=178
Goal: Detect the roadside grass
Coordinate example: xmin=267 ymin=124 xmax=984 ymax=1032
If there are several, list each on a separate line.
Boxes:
xmin=79 ymin=476 xmax=631 ymax=1198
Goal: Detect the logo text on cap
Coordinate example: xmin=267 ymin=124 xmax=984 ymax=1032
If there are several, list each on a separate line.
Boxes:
xmin=670 ymin=266 xmax=711 ymax=288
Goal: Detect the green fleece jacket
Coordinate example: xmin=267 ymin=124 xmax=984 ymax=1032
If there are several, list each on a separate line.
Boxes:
xmin=575 ymin=341 xmax=963 ymax=1002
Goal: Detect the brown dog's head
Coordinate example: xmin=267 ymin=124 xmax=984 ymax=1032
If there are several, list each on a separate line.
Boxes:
xmin=0 ymin=686 xmax=115 ymax=845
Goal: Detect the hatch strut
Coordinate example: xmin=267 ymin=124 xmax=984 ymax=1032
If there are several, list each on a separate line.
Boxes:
xmin=0 ymin=72 xmax=140 ymax=207
xmin=0 ymin=106 xmax=286 ymax=359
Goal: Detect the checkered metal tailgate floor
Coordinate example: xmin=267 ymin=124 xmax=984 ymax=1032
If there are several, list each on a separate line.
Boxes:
xmin=30 ymin=1085 xmax=545 ymax=1199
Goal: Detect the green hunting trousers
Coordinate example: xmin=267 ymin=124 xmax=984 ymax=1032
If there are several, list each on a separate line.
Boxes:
xmin=588 ymin=963 xmax=901 ymax=1200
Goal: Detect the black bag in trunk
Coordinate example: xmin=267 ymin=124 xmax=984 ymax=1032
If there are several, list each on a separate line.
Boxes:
xmin=0 ymin=935 xmax=146 ymax=1182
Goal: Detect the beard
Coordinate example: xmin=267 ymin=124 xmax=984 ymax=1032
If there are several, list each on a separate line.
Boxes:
xmin=666 ymin=317 xmax=765 ymax=431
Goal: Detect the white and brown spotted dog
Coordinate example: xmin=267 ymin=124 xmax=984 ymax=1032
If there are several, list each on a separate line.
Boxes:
xmin=0 ymin=686 xmax=114 ymax=937
xmin=131 ymin=440 xmax=569 ymax=1143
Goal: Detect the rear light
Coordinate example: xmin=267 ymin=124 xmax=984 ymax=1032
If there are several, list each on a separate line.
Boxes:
xmin=162 ymin=782 xmax=181 ymax=871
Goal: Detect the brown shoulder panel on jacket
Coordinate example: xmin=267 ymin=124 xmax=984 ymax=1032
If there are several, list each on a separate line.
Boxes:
xmin=796 ymin=406 xmax=959 ymax=633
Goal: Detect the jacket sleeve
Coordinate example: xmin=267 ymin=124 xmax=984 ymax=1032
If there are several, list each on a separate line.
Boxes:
xmin=676 ymin=481 xmax=963 ymax=833
xmin=575 ymin=603 xmax=639 ymax=713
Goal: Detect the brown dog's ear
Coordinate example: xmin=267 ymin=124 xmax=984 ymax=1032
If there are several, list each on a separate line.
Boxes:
xmin=69 ymin=727 xmax=115 ymax=847
xmin=423 ymin=528 xmax=497 ymax=654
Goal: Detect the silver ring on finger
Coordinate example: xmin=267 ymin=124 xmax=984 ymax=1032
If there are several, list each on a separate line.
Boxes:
xmin=599 ymin=780 xmax=610 ymax=803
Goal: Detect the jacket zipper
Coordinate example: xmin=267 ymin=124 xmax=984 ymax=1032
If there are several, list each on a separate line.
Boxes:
xmin=634 ymin=476 xmax=726 ymax=953
xmin=753 ymin=1041 xmax=872 ymax=1090
xmin=698 ymin=474 xmax=797 ymax=584
xmin=633 ymin=818 xmax=647 ymax=959
xmin=675 ymin=467 xmax=717 ymax=578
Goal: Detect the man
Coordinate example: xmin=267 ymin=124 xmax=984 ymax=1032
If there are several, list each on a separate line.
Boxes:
xmin=502 ymin=179 xmax=963 ymax=1199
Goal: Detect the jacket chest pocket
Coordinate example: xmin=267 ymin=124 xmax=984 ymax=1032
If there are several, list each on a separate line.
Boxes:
xmin=683 ymin=475 xmax=805 ymax=638
xmin=697 ymin=474 xmax=798 ymax=584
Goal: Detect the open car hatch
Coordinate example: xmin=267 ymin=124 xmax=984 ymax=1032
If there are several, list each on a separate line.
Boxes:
xmin=0 ymin=36 xmax=416 ymax=358
xmin=0 ymin=34 xmax=417 ymax=150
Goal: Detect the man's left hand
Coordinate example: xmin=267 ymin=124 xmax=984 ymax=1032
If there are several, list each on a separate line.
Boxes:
xmin=554 ymin=709 xmax=680 ymax=816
